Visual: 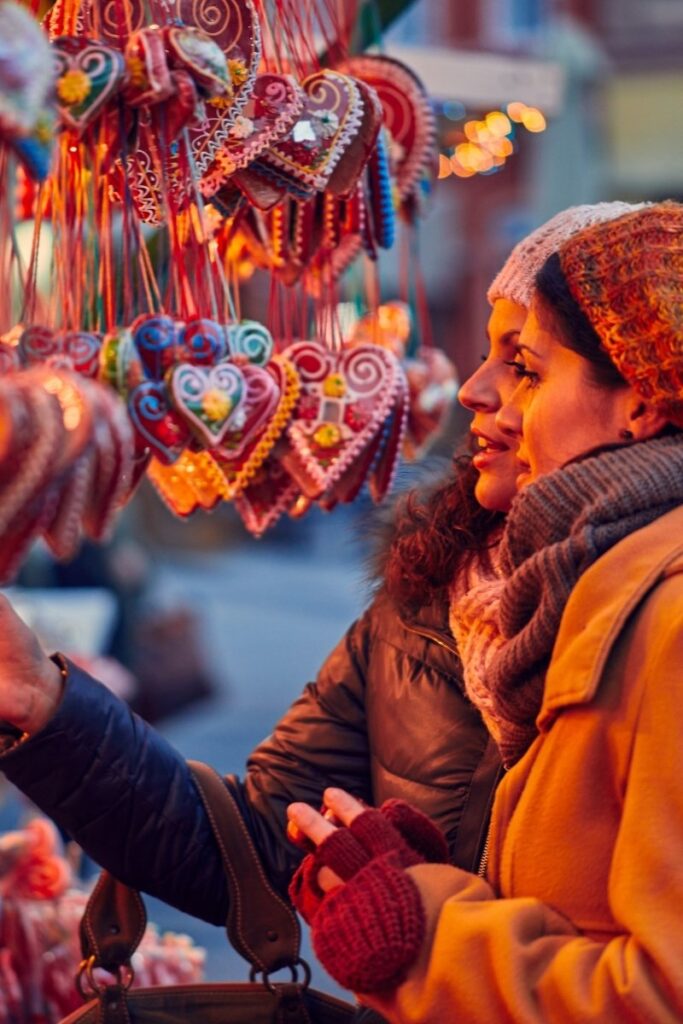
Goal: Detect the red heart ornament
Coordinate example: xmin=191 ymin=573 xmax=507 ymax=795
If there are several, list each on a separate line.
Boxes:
xmin=199 ymin=73 xmax=304 ymax=198
xmin=184 ymin=0 xmax=261 ymax=178
xmin=53 ymin=36 xmax=126 ymax=135
xmin=128 ymin=380 xmax=191 ymax=464
xmin=123 ymin=28 xmax=175 ymax=107
xmin=280 ymin=341 xmax=406 ymax=499
xmin=337 ymin=55 xmax=436 ymax=206
xmin=326 ymin=78 xmax=384 ymax=199
xmin=262 ymin=70 xmax=364 ymax=192
xmin=234 ymin=456 xmax=300 ymax=537
xmin=177 ymin=318 xmax=228 ymax=366
xmin=212 ymin=356 xmax=299 ymax=498
xmin=132 ymin=313 xmax=178 ymax=380
xmin=19 ymin=326 xmax=102 ymax=377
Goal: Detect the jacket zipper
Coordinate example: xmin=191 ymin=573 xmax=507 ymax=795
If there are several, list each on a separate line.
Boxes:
xmin=477 ymin=821 xmax=492 ymax=877
xmin=399 ymin=619 xmax=461 ymax=658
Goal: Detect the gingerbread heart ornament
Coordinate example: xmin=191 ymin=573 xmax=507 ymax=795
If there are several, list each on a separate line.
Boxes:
xmin=281 ymin=341 xmax=406 ymax=499
xmin=169 ymin=361 xmax=246 ymax=447
xmin=184 ymin=0 xmax=261 ymax=178
xmin=53 ymin=36 xmax=126 ymax=135
xmin=19 ymin=326 xmax=102 ymax=377
xmin=199 ymin=73 xmax=304 ymax=198
xmin=262 ymin=70 xmax=364 ymax=192
xmin=234 ymin=457 xmax=300 ymax=537
xmin=128 ymin=380 xmax=191 ymax=465
xmin=337 ymin=55 xmax=436 ymax=206
xmin=213 ymin=356 xmax=300 ymax=498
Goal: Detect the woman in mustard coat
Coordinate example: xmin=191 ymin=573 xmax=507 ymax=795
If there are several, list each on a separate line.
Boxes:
xmin=289 ymin=201 xmax=683 ymax=1023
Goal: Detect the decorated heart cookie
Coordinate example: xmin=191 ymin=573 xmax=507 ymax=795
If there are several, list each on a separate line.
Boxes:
xmin=280 ymin=341 xmax=407 ymax=500
xmin=100 ymin=327 xmax=144 ymax=398
xmin=177 ymin=318 xmax=228 ymax=366
xmin=233 ymin=456 xmax=300 ymax=537
xmin=19 ymin=326 xmax=102 ymax=377
xmin=337 ymin=55 xmax=436 ymax=208
xmin=262 ymin=70 xmax=364 ymax=192
xmin=199 ymin=73 xmax=304 ymax=197
xmin=169 ymin=360 xmax=246 ymax=447
xmin=132 ymin=313 xmax=178 ymax=380
xmin=213 ymin=356 xmax=299 ymax=498
xmin=165 ymin=25 xmax=231 ymax=99
xmin=128 ymin=379 xmax=190 ymax=464
xmin=225 ymin=320 xmax=274 ymax=366
xmin=185 ymin=0 xmax=261 ymax=177
xmin=326 ymin=78 xmax=384 ymax=199
xmin=53 ymin=36 xmax=126 ymax=135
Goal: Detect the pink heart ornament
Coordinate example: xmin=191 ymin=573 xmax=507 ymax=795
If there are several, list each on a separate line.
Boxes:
xmin=169 ymin=361 xmax=246 ymax=447
xmin=281 ymin=341 xmax=404 ymax=499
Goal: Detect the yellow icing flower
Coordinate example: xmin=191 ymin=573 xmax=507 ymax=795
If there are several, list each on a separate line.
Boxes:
xmin=207 ymin=94 xmax=233 ymax=108
xmin=202 ymin=389 xmax=231 ymax=422
xmin=57 ymin=69 xmax=91 ymax=106
xmin=313 ymin=423 xmax=341 ymax=448
xmin=322 ymin=372 xmax=346 ymax=398
xmin=228 ymin=58 xmax=248 ymax=86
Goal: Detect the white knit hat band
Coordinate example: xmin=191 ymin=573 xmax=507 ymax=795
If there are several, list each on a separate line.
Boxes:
xmin=486 ymin=202 xmax=650 ymax=308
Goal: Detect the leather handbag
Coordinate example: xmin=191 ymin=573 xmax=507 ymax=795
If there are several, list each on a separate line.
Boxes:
xmin=59 ymin=760 xmax=356 ymax=1023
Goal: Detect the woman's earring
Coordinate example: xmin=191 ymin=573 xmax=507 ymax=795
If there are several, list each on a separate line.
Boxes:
xmin=619 ymin=428 xmax=634 ymax=441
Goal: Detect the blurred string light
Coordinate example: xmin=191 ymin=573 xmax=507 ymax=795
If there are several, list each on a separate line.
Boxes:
xmin=438 ymin=101 xmax=547 ymax=180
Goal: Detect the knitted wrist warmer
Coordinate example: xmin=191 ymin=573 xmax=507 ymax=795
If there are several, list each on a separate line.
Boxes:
xmin=289 ymin=801 xmax=447 ymax=924
xmin=312 ymin=851 xmax=426 ymax=994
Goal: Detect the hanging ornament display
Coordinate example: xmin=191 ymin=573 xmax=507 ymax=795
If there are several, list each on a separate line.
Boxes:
xmin=0 ymin=0 xmax=451 ymax=568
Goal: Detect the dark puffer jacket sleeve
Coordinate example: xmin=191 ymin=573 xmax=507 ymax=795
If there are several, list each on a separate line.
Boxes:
xmin=0 ymin=608 xmax=375 ymax=924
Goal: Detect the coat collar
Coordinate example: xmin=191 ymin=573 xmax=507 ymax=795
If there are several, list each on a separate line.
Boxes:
xmin=538 ymin=505 xmax=683 ymax=727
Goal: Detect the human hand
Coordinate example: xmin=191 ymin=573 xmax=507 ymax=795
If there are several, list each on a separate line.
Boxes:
xmin=288 ymin=788 xmax=366 ymax=892
xmin=287 ymin=789 xmax=448 ymax=923
xmin=0 ymin=594 xmax=63 ymax=735
xmin=287 ymin=789 xmax=439 ymax=994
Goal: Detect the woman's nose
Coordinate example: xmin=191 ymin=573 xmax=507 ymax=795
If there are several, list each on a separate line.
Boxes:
xmin=495 ymin=387 xmax=523 ymax=439
xmin=458 ymin=363 xmax=500 ymax=412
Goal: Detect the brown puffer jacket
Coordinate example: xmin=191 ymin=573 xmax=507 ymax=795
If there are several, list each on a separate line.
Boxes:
xmin=238 ymin=589 xmax=502 ymax=894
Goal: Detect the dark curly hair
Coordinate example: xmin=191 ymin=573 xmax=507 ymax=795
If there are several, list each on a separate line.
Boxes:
xmin=379 ymin=456 xmax=503 ymax=615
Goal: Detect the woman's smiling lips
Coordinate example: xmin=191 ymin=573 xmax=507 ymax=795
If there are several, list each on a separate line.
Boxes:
xmin=471 ymin=429 xmax=510 ymax=470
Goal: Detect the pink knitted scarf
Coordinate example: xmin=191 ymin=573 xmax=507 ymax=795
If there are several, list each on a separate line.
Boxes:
xmin=450 ymin=434 xmax=683 ymax=767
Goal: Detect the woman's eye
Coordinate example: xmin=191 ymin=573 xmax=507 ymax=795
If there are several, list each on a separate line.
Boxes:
xmin=503 ymin=360 xmax=540 ymax=387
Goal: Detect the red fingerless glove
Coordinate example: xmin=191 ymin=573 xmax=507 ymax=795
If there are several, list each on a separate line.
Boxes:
xmin=289 ymin=800 xmax=447 ymax=924
xmin=312 ymin=851 xmax=426 ymax=993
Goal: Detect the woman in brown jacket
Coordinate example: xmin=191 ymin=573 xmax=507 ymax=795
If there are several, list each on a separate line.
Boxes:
xmin=289 ymin=201 xmax=683 ymax=1023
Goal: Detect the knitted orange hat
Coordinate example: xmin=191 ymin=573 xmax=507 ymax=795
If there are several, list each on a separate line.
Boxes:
xmin=559 ymin=201 xmax=683 ymax=428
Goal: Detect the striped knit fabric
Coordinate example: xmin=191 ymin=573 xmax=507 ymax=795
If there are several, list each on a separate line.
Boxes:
xmin=450 ymin=434 xmax=683 ymax=767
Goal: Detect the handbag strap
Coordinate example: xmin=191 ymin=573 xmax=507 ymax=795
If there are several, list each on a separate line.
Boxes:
xmin=80 ymin=761 xmax=301 ymax=978
xmin=188 ymin=759 xmax=302 ymax=975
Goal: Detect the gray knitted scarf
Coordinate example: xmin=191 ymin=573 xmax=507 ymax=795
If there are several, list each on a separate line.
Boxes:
xmin=452 ymin=433 xmax=683 ymax=768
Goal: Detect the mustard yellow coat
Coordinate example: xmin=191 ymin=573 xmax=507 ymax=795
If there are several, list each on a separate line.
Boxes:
xmin=367 ymin=505 xmax=683 ymax=1023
